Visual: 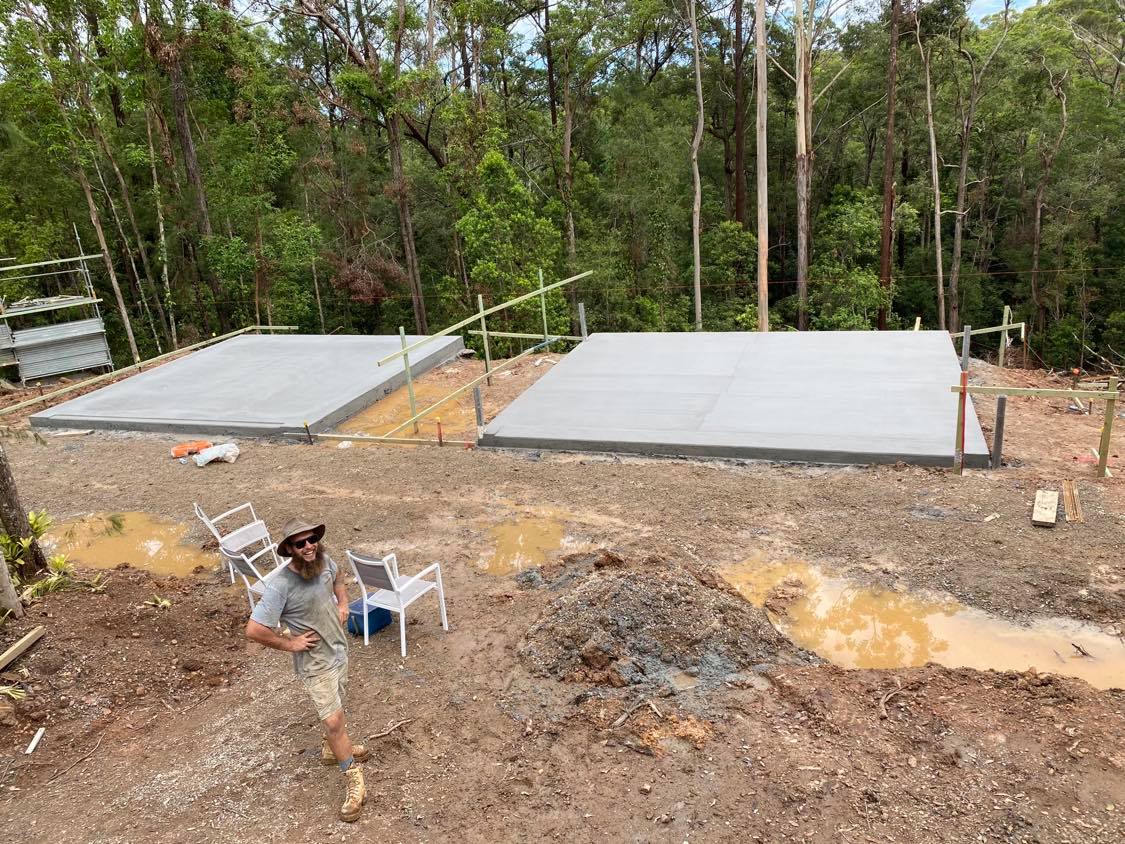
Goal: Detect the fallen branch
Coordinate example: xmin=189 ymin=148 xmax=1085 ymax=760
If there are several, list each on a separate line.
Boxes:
xmin=877 ymin=678 xmax=905 ymax=719
xmin=46 ymin=733 xmax=104 ymax=785
xmin=611 ymin=697 xmax=652 ymax=729
xmin=367 ymin=718 xmax=414 ymax=740
xmin=1071 ymin=642 xmax=1093 ymax=659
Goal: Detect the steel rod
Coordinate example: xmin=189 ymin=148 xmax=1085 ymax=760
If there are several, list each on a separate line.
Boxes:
xmin=380 ymin=338 xmax=556 ymax=438
xmin=991 ymin=395 xmax=1006 ymax=469
xmin=949 ymin=321 xmax=1026 ymax=338
xmin=0 ymin=254 xmax=103 ymax=274
xmin=467 ymin=330 xmax=582 ymax=342
xmin=477 ymin=293 xmax=492 ymax=387
xmin=377 ymin=270 xmax=592 ymax=366
xmin=400 ymin=326 xmax=418 ymax=433
xmin=948 ymin=386 xmax=1118 ymax=400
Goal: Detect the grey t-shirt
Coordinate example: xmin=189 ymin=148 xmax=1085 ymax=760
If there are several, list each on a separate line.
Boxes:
xmin=250 ymin=553 xmax=348 ymax=678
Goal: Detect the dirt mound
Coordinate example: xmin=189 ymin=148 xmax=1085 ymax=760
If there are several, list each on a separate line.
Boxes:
xmin=520 ymin=554 xmax=816 ymax=689
xmin=0 ymin=567 xmax=248 ymax=740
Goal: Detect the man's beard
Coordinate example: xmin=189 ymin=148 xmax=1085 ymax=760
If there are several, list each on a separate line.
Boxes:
xmin=291 ymin=552 xmax=324 ymax=580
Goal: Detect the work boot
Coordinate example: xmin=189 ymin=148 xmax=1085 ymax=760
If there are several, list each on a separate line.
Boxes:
xmin=321 ymin=741 xmax=370 ymax=765
xmin=339 ymin=765 xmax=365 ymax=823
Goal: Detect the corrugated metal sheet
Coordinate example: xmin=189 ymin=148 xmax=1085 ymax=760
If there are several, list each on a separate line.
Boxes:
xmin=14 ymin=317 xmax=113 ymax=381
xmin=0 ymin=324 xmax=14 ymax=366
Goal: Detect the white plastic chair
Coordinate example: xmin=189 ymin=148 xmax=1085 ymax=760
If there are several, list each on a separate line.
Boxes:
xmin=221 ymin=544 xmax=288 ymax=612
xmin=345 ymin=550 xmax=448 ymax=658
xmin=194 ymin=502 xmax=281 ymax=582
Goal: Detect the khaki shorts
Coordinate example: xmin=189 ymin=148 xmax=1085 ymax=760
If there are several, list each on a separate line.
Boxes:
xmin=300 ymin=661 xmax=348 ymax=721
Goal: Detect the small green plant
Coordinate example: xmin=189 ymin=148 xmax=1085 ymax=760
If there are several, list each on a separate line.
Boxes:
xmin=0 ymin=685 xmax=27 ymax=701
xmin=102 ymin=513 xmax=125 ymax=536
xmin=144 ymin=594 xmax=172 ymax=610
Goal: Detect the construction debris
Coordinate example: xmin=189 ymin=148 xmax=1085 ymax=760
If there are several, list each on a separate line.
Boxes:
xmin=0 ymin=625 xmax=45 ymax=672
xmin=25 ymin=725 xmax=45 ymax=754
xmin=1032 ymin=490 xmax=1059 ymax=527
xmin=1062 ymin=480 xmax=1084 ymax=523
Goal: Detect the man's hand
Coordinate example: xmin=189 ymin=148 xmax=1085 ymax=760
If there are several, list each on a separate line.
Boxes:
xmin=337 ymin=604 xmax=350 ymax=626
xmin=288 ymin=630 xmax=320 ymax=653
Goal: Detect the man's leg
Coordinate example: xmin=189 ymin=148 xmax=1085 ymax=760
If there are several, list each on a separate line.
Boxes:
xmin=323 ymin=708 xmax=354 ymax=769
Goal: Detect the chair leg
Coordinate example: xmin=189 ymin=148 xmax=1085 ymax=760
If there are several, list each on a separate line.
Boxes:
xmin=363 ymin=604 xmax=369 ymax=646
xmin=399 ymin=610 xmax=407 ymax=659
xmin=436 ymin=572 xmax=449 ymax=631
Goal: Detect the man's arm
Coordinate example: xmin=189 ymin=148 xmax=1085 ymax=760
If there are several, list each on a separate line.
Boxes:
xmin=333 ymin=562 xmax=349 ymax=624
xmin=246 ymin=619 xmax=318 ymax=652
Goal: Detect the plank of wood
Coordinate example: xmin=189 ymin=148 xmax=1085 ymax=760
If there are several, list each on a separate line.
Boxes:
xmin=0 ymin=625 xmax=45 ymax=671
xmin=949 ymin=385 xmax=1119 ymax=400
xmin=1062 ymin=480 xmax=1084 ymax=523
xmin=1032 ymin=490 xmax=1060 ymax=527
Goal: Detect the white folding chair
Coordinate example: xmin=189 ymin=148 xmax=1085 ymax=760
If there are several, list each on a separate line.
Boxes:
xmin=346 ymin=550 xmax=449 ymax=658
xmin=194 ymin=502 xmax=281 ymax=582
xmin=221 ymin=544 xmax=288 ymax=613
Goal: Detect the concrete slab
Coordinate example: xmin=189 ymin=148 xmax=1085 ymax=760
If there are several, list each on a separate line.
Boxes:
xmin=30 ymin=334 xmax=463 ymax=437
xmin=481 ymin=331 xmax=991 ymax=467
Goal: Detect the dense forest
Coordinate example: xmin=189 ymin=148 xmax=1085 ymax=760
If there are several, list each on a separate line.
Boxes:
xmin=0 ymin=0 xmax=1122 ymax=369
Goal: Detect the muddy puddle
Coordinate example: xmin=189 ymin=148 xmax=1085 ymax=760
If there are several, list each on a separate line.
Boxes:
xmin=722 ymin=556 xmax=1125 ymax=690
xmin=479 ymin=513 xmax=591 ymax=575
xmin=47 ymin=512 xmax=218 ymax=577
xmin=335 ymin=377 xmax=476 ymax=444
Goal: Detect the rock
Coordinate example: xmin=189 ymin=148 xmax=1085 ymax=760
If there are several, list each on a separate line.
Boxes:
xmin=134 ymin=686 xmax=148 ymax=697
xmin=580 ymin=637 xmax=617 ymax=670
xmin=179 ymin=658 xmax=204 ymax=672
xmin=639 ymin=783 xmax=652 ymax=795
xmin=593 ymin=550 xmax=626 ymax=569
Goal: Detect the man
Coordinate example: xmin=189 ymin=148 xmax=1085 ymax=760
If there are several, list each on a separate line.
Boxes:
xmin=245 ymin=517 xmax=368 ymax=822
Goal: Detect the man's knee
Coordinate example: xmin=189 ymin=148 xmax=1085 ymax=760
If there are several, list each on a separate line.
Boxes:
xmin=323 ymin=709 xmax=345 ymax=735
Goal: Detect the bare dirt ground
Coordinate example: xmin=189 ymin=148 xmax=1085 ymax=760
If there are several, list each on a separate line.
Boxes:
xmin=1 ymin=356 xmax=1123 ymax=843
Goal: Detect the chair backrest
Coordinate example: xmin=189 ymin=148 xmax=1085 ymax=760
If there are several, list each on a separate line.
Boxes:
xmin=193 ymin=502 xmax=222 ymax=542
xmin=347 ymin=550 xmax=397 ymax=594
xmin=221 ymin=546 xmax=264 ymax=579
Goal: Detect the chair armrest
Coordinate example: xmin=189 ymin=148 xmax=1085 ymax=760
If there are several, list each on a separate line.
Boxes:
xmin=398 ymin=562 xmax=442 ymax=592
xmin=246 ymin=544 xmax=283 ymax=580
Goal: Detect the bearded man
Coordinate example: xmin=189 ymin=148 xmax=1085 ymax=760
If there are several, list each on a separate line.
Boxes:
xmin=245 ymin=517 xmax=368 ymax=822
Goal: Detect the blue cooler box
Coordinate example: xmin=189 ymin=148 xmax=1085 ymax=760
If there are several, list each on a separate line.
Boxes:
xmin=346 ymin=598 xmax=393 ymax=637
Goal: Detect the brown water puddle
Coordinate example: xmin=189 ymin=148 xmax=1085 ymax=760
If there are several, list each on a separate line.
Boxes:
xmin=47 ymin=512 xmax=218 ymax=577
xmin=479 ymin=511 xmax=594 ymax=575
xmin=722 ymin=556 xmax=1125 ymax=690
xmin=335 ymin=377 xmax=476 ymax=444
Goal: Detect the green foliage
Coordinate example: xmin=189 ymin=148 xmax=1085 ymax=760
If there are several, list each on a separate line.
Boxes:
xmin=1102 ymin=312 xmax=1125 ymax=355
xmin=0 ymin=0 xmax=1118 ymax=356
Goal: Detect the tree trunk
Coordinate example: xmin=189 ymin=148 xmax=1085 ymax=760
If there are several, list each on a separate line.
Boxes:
xmin=76 ymin=166 xmax=140 ymax=363
xmin=168 ymin=58 xmax=213 ymax=238
xmin=794 ymin=1 xmax=811 ymax=330
xmin=733 ymin=0 xmax=747 ymax=227
xmin=916 ymin=28 xmax=945 ymax=330
xmin=755 ymin=0 xmax=769 ymax=330
xmin=948 ymin=103 xmax=974 ymax=330
xmin=94 ymin=129 xmax=171 ymax=343
xmin=94 ymin=158 xmax=162 ymax=354
xmin=0 ymin=546 xmax=22 ymax=618
xmin=688 ymin=0 xmax=705 ymax=331
xmin=146 ymin=104 xmax=178 ymax=347
xmin=877 ymin=0 xmax=901 ymax=330
xmin=1031 ymin=73 xmax=1068 ymax=334
xmin=392 ymin=0 xmax=428 ymax=334
xmin=544 ymin=1 xmax=559 ymax=128
xmin=0 ymin=442 xmax=47 ymax=583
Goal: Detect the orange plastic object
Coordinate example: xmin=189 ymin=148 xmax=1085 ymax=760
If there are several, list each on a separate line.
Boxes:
xmin=170 ymin=440 xmax=213 ymax=459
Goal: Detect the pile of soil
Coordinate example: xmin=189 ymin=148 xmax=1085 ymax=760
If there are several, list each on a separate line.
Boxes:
xmin=1 ymin=566 xmax=248 ymax=751
xmin=519 ymin=552 xmax=816 ymax=689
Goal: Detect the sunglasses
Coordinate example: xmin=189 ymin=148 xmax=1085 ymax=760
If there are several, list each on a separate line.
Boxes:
xmin=290 ymin=536 xmax=319 ymax=550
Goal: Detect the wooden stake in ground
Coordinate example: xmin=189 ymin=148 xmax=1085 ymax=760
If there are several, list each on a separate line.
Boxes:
xmin=1031 ymin=490 xmax=1059 ymax=527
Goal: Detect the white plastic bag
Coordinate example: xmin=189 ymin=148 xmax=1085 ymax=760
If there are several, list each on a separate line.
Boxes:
xmin=192 ymin=442 xmax=240 ymax=467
